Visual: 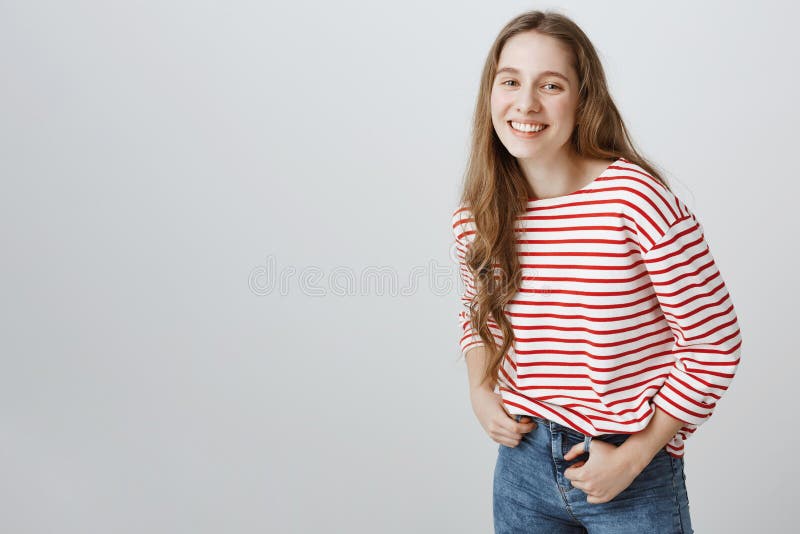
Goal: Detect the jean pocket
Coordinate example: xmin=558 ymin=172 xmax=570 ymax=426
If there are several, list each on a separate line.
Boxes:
xmin=594 ymin=432 xmax=631 ymax=447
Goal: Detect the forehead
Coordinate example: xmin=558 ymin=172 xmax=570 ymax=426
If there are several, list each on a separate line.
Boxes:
xmin=496 ymin=31 xmax=575 ymax=79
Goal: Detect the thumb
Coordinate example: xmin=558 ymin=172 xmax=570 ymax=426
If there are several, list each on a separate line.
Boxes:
xmin=498 ymin=400 xmax=514 ymax=418
xmin=563 ymin=442 xmax=586 ymax=461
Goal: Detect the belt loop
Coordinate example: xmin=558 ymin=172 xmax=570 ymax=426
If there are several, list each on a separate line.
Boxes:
xmin=583 ymin=435 xmax=592 ymax=454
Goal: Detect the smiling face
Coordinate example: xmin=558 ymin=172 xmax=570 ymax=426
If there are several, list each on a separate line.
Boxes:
xmin=490 ymin=31 xmax=581 ymax=160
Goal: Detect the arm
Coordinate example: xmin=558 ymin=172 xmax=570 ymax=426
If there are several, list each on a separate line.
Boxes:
xmin=452 ymin=207 xmax=494 ymax=361
xmin=453 ymin=211 xmax=494 ymax=392
xmin=465 ymin=345 xmax=496 ymax=393
xmin=619 ymin=405 xmax=685 ymax=471
xmin=625 ymin=213 xmax=743 ymax=462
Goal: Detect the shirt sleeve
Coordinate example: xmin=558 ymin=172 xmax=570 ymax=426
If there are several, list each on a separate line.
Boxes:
xmin=451 ymin=208 xmax=491 ymax=358
xmin=642 ymin=213 xmax=743 ymax=427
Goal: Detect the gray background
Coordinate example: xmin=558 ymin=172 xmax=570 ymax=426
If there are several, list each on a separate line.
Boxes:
xmin=1 ymin=0 xmax=795 ymax=532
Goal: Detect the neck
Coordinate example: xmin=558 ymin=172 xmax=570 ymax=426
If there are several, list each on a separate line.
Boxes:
xmin=519 ymin=150 xmax=588 ymax=200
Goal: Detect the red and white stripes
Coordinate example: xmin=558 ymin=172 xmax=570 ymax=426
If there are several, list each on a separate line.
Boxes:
xmin=451 ymin=157 xmax=742 ymax=458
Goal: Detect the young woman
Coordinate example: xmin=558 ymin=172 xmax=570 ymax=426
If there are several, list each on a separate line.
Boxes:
xmin=451 ymin=10 xmax=742 ymax=534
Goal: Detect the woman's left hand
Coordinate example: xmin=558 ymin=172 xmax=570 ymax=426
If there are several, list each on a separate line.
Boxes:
xmin=563 ymin=440 xmax=644 ymax=504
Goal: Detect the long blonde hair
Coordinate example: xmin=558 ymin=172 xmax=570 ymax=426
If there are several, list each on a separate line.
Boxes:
xmin=460 ymin=9 xmax=672 ymax=388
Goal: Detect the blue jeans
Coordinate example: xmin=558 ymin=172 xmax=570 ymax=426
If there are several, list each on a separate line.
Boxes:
xmin=493 ymin=414 xmax=693 ymax=533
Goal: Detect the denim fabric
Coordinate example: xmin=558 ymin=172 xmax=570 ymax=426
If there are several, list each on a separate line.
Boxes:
xmin=493 ymin=414 xmax=693 ymax=533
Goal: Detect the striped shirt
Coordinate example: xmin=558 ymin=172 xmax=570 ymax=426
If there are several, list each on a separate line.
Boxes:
xmin=451 ymin=157 xmax=742 ymax=458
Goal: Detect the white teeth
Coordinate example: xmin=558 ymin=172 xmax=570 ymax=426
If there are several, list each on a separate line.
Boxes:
xmin=510 ymin=121 xmax=547 ymax=133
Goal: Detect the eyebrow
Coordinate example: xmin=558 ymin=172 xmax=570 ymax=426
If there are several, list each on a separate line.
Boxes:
xmin=495 ymin=67 xmax=570 ymax=82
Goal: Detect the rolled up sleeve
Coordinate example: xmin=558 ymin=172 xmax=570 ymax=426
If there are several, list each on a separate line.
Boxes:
xmin=451 ymin=208 xmax=490 ymax=357
xmin=642 ymin=214 xmax=743 ymax=427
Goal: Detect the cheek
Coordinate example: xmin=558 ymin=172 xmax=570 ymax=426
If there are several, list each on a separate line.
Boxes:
xmin=551 ymin=97 xmax=578 ymax=121
xmin=489 ymin=94 xmax=499 ymax=115
xmin=490 ymin=90 xmax=512 ymax=111
xmin=489 ymin=94 xmax=503 ymax=124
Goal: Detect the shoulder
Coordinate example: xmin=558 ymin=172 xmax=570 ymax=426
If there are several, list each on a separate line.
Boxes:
xmin=605 ymin=158 xmax=697 ymax=251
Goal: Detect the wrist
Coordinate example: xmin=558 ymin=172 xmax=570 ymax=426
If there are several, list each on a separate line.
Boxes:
xmin=619 ymin=435 xmax=659 ymax=474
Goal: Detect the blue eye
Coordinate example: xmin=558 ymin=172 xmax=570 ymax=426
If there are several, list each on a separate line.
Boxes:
xmin=500 ymin=80 xmax=561 ymax=90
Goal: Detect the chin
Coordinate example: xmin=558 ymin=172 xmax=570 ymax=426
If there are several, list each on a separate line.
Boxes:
xmin=505 ymin=143 xmax=544 ymax=159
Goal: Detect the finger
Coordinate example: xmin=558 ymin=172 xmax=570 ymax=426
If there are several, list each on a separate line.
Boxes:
xmin=565 ymin=465 xmax=587 ymax=485
xmin=499 ymin=437 xmax=523 ymax=448
xmin=514 ymin=422 xmax=537 ymax=435
xmin=494 ymin=426 xmax=526 ymax=443
xmin=493 ymin=420 xmax=533 ymax=445
xmin=494 ymin=429 xmax=524 ymax=447
xmin=571 ymin=479 xmax=587 ymax=492
xmin=506 ymin=414 xmax=538 ymax=433
xmin=563 ymin=442 xmax=585 ymax=460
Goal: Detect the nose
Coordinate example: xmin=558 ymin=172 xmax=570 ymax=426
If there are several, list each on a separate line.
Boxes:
xmin=515 ymin=88 xmax=541 ymax=113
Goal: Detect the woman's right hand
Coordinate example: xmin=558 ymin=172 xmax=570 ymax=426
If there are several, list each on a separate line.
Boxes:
xmin=469 ymin=387 xmax=537 ymax=447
